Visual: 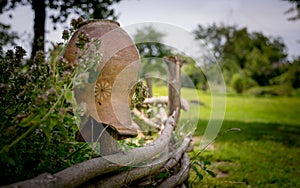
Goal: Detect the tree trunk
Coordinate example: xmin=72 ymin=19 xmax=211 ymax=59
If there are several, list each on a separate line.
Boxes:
xmin=31 ymin=0 xmax=46 ymax=59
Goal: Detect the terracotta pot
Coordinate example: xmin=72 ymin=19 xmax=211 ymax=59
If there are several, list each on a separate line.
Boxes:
xmin=64 ymin=20 xmax=140 ymax=137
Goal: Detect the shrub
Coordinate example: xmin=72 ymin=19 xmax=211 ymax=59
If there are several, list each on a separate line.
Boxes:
xmin=230 ymin=73 xmax=258 ymax=93
xmin=246 ymin=84 xmax=293 ymax=96
xmin=196 ymin=82 xmax=208 ymax=92
xmin=242 ymin=75 xmax=258 ymax=90
xmin=0 ymin=19 xmax=99 ymax=185
xmin=293 ymin=88 xmax=300 ymax=97
xmin=231 ymin=74 xmax=243 ymax=93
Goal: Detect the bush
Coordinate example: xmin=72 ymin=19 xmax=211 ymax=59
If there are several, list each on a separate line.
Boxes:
xmin=246 ymin=84 xmax=293 ymax=96
xmin=293 ymin=88 xmax=300 ymax=97
xmin=230 ymin=73 xmax=258 ymax=93
xmin=196 ymin=82 xmax=208 ymax=92
xmin=243 ymin=75 xmax=258 ymax=90
xmin=231 ymin=74 xmax=243 ymax=93
xmin=0 ymin=45 xmax=98 ymax=185
xmin=0 ymin=19 xmax=99 ymax=185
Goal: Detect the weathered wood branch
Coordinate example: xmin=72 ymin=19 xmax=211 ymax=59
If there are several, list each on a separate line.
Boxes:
xmin=157 ymin=153 xmax=190 ymax=188
xmin=83 ymin=135 xmax=192 ymax=188
xmin=157 ymin=104 xmax=168 ymax=124
xmin=85 ymin=156 xmax=165 ymax=188
xmin=4 ymin=111 xmax=177 ymax=188
xmin=181 ymin=183 xmax=187 ymax=188
xmin=3 ymin=158 xmax=122 ymax=188
xmin=104 ymin=110 xmax=177 ymax=166
xmin=163 ymin=137 xmax=191 ymax=170
xmin=132 ymin=108 xmax=161 ymax=131
xmin=144 ymin=96 xmax=189 ymax=111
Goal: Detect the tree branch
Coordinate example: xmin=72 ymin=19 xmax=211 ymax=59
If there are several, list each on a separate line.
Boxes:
xmin=157 ymin=104 xmax=168 ymax=124
xmin=163 ymin=137 xmax=191 ymax=170
xmin=82 ymin=133 xmax=191 ymax=188
xmin=157 ymin=153 xmax=190 ymax=188
xmin=132 ymin=108 xmax=161 ymax=131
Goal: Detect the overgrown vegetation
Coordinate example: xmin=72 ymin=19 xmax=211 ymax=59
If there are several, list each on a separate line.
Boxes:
xmin=0 ymin=19 xmax=100 ymax=185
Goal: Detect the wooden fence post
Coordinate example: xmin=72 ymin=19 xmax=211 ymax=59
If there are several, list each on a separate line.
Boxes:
xmin=75 ymin=116 xmax=119 ymax=156
xmin=145 ymin=74 xmax=153 ymax=98
xmin=98 ymin=123 xmax=119 ymax=156
xmin=164 ymin=55 xmax=182 ymax=123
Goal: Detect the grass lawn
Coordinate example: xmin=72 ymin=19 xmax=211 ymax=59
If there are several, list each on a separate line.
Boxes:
xmin=153 ymin=86 xmax=300 ymax=187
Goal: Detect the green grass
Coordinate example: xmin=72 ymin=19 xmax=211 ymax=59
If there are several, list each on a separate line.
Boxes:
xmin=153 ymin=86 xmax=300 ymax=187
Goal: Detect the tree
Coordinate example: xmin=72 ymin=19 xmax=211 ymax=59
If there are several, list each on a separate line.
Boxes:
xmin=181 ymin=56 xmax=206 ymax=90
xmin=194 ymin=24 xmax=288 ymax=87
xmin=273 ymin=57 xmax=300 ymax=88
xmin=0 ymin=23 xmax=18 ymax=48
xmin=133 ymin=26 xmax=172 ymax=96
xmin=287 ymin=57 xmax=300 ymax=88
xmin=284 ymin=0 xmax=300 ymax=21
xmin=0 ymin=0 xmax=122 ymax=59
xmin=244 ymin=32 xmax=287 ymax=86
xmin=134 ymin=25 xmax=172 ymax=75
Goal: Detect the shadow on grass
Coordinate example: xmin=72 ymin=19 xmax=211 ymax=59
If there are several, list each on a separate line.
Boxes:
xmin=194 ymin=119 xmax=300 ymax=147
xmin=188 ymin=119 xmax=300 ymax=187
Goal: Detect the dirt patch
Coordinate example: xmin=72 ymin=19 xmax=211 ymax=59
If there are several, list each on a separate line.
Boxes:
xmin=215 ymin=169 xmax=229 ymax=178
xmin=213 ymin=161 xmax=239 ymax=179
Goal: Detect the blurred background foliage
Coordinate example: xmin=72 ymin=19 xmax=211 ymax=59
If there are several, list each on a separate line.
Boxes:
xmin=193 ymin=23 xmax=300 ymax=96
xmin=134 ymin=22 xmax=300 ymax=96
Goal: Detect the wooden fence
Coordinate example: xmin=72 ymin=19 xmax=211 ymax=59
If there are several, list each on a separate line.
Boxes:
xmin=4 ymin=56 xmax=193 ymax=188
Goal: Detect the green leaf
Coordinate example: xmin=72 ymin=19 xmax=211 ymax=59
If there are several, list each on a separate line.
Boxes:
xmin=42 ymin=126 xmax=52 ymax=140
xmin=57 ymin=81 xmax=64 ymax=87
xmin=65 ymin=89 xmax=73 ymax=103
xmin=206 ymin=169 xmax=216 ymax=177
xmin=155 ymin=171 xmax=170 ymax=180
xmin=0 ymin=153 xmax=15 ymax=166
xmin=21 ymin=66 xmax=28 ymax=73
xmin=19 ymin=113 xmax=38 ymax=127
xmin=193 ymin=161 xmax=203 ymax=168
xmin=191 ymin=165 xmax=203 ymax=180
xmin=138 ymin=138 xmax=145 ymax=145
xmin=57 ymin=125 xmax=68 ymax=137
